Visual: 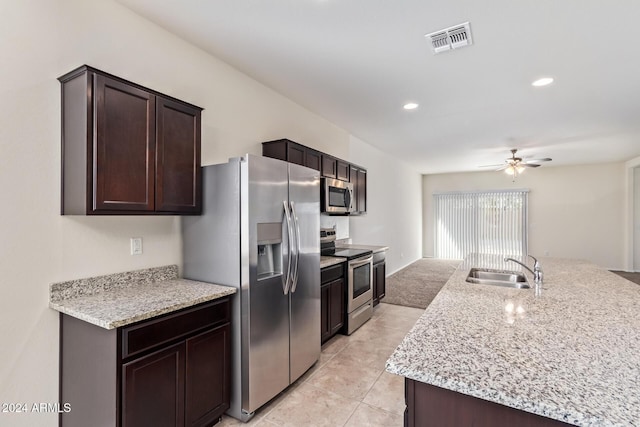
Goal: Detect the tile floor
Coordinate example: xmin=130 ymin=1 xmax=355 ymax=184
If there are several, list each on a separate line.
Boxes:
xmin=218 ymin=302 xmax=424 ymax=427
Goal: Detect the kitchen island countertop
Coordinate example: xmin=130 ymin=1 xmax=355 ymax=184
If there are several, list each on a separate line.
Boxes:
xmin=49 ymin=265 xmax=235 ymax=330
xmin=386 ymin=254 xmax=640 ymax=426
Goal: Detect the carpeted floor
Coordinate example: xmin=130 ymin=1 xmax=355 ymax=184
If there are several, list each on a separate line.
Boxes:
xmin=384 ymin=258 xmax=461 ymax=309
xmin=383 ymin=260 xmax=640 ymax=310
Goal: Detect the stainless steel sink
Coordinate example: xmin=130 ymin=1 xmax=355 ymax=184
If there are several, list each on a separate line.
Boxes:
xmin=465 ymin=268 xmax=530 ymax=289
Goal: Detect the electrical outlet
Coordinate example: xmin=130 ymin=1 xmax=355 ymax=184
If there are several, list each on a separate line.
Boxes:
xmin=130 ymin=237 xmax=143 ymax=255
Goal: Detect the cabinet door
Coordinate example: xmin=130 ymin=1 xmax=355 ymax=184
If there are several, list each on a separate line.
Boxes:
xmin=356 ymin=169 xmax=367 ymax=213
xmin=122 ymin=342 xmax=185 ymax=427
xmin=349 ymin=166 xmax=359 ymax=214
xmin=373 ymin=261 xmax=386 ymax=306
xmin=156 ymin=97 xmax=201 ymax=214
xmin=305 ymin=149 xmax=321 ymax=171
xmin=336 ymin=160 xmax=350 ymax=181
xmin=321 ymin=155 xmax=337 ymax=179
xmin=329 ymin=278 xmax=345 ymax=335
xmin=185 ymin=324 xmax=230 ymax=427
xmin=321 ymin=284 xmax=331 ymax=342
xmin=94 ymin=74 xmax=155 ymax=212
xmin=261 ymin=141 xmax=288 ymax=162
xmin=287 ymin=143 xmax=306 ymax=166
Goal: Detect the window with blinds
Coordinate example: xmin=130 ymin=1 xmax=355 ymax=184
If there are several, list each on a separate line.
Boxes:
xmin=434 ymin=190 xmax=529 ymax=259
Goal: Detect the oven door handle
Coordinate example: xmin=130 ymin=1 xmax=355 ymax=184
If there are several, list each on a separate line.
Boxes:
xmin=349 ymin=255 xmax=373 ymax=269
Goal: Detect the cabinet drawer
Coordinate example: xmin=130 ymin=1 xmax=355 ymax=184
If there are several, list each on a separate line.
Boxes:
xmin=321 ymin=263 xmax=344 ymax=284
xmin=122 ymin=298 xmax=230 ymax=359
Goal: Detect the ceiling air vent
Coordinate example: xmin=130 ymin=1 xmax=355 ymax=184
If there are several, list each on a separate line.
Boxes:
xmin=426 ymin=22 xmax=473 ymax=54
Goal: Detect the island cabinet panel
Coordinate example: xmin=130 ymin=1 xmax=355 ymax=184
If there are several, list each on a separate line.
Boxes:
xmin=60 ymin=297 xmax=231 ymax=427
xmin=405 ymin=379 xmax=572 ymax=427
xmin=59 ymin=65 xmax=203 ymax=215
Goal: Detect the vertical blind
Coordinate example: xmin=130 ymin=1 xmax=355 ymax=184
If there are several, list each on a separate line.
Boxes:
xmin=434 ymin=190 xmax=529 ymax=259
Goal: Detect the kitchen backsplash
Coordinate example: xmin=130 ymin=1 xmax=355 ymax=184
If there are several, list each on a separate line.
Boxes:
xmin=320 ymin=216 xmax=349 ymax=240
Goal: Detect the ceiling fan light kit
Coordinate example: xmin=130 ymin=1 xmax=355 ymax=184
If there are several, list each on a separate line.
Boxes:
xmin=480 ymin=149 xmax=552 ymax=182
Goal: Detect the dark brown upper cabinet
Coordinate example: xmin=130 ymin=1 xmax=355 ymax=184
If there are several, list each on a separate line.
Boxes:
xmin=262 ymin=139 xmax=321 ymax=171
xmin=336 ymin=159 xmax=350 ymax=182
xmin=349 ymin=165 xmax=367 ymax=215
xmin=59 ymin=65 xmax=202 ymax=215
xmin=322 ymin=155 xmax=349 ymax=181
xmin=262 ymin=138 xmax=368 ymax=215
xmin=321 ymin=154 xmax=337 ymax=179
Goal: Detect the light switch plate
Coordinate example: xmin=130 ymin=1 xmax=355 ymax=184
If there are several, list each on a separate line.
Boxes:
xmin=130 ymin=237 xmax=143 ymax=255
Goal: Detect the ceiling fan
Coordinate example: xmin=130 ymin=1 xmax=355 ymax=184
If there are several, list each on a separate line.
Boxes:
xmin=481 ymin=149 xmax=552 ymax=181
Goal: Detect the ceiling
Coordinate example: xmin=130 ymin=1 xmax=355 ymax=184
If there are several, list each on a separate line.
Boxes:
xmin=116 ymin=0 xmax=640 ymax=174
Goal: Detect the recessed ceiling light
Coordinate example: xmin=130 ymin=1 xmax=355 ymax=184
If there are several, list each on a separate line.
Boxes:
xmin=532 ymin=77 xmax=554 ymax=87
xmin=403 ymin=102 xmax=419 ymax=110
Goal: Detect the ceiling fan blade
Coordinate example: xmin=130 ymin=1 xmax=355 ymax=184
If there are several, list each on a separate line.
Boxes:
xmin=521 ymin=163 xmax=541 ymax=168
xmin=523 ymin=158 xmax=552 ymax=163
xmin=479 ymin=164 xmax=506 ymax=168
xmin=495 ymin=165 xmax=510 ymax=171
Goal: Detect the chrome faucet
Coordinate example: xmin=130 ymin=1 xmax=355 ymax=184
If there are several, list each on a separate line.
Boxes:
xmin=504 ymin=255 xmax=543 ymax=287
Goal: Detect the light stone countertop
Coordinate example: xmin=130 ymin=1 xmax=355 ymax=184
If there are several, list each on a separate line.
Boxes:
xmin=49 ymin=265 xmax=236 ymax=330
xmin=336 ymin=244 xmax=388 ymax=254
xmin=321 ymin=256 xmax=346 ymax=269
xmin=385 ymin=254 xmax=640 ymax=427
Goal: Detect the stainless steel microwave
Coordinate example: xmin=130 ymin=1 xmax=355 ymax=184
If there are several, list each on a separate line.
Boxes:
xmin=321 ymin=177 xmax=354 ymax=214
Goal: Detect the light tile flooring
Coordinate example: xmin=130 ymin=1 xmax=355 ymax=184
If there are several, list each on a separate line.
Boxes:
xmin=218 ymin=303 xmax=423 ymax=427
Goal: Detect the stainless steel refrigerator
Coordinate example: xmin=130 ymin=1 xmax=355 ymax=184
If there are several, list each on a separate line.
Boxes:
xmin=181 ymin=154 xmax=320 ymax=422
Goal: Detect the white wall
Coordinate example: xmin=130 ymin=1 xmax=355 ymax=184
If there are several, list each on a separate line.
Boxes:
xmin=627 ymin=156 xmax=640 ymax=272
xmin=422 ymin=163 xmax=626 ymax=269
xmin=349 ymin=136 xmax=423 ymax=274
xmin=0 ymin=1 xmax=421 ymax=425
xmin=635 ymin=167 xmax=640 ymax=271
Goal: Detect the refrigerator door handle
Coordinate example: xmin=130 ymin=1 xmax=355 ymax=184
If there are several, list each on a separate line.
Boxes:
xmin=289 ymin=201 xmax=301 ymax=293
xmin=283 ymin=201 xmax=294 ymax=294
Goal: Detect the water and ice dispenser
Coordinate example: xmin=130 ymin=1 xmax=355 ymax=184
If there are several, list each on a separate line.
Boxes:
xmin=257 ymin=222 xmax=283 ymax=280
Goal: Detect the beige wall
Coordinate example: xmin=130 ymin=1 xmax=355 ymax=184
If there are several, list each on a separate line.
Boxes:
xmin=349 ymin=136 xmax=423 ymax=274
xmin=0 ymin=1 xmax=422 ymax=425
xmin=423 ymin=162 xmax=626 ymax=269
xmin=626 ymin=156 xmax=640 ymax=271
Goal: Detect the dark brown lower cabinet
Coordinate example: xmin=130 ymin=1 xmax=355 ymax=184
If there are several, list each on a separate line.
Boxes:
xmin=123 ymin=343 xmax=186 ymax=427
xmin=372 ymin=252 xmax=386 ymax=306
xmin=185 ymin=327 xmax=231 ymax=427
xmin=321 ymin=263 xmax=345 ymax=343
xmin=60 ymin=297 xmax=231 ymax=427
xmin=405 ymin=379 xmax=572 ymax=427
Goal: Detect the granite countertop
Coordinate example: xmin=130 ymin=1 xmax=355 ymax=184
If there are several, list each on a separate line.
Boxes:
xmin=321 ymin=256 xmax=346 ymax=269
xmin=336 ymin=243 xmax=388 ymax=254
xmin=49 ymin=265 xmax=236 ymax=330
xmin=386 ymin=254 xmax=640 ymax=427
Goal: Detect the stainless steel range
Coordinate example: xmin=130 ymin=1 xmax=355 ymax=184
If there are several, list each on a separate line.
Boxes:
xmin=321 ymin=228 xmax=373 ymax=334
